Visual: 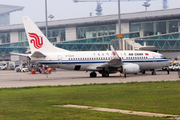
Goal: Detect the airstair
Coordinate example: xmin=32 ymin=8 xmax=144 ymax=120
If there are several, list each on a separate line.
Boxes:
xmin=124 ymin=38 xmax=142 ymax=50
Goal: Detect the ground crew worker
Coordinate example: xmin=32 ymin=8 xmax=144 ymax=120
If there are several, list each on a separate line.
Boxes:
xmin=124 ymin=69 xmax=126 ymax=78
xmin=167 ymin=66 xmax=169 ymax=74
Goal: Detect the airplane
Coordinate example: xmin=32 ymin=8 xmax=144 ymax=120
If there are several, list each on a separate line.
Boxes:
xmin=21 ymin=16 xmax=170 ymax=77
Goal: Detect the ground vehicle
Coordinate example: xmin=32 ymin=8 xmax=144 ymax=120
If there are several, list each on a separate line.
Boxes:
xmin=15 ymin=65 xmax=28 ymax=72
xmin=21 ymin=66 xmax=28 ymax=72
xmin=0 ymin=63 xmax=7 ymax=70
xmin=174 ymin=63 xmax=179 ymax=71
xmin=169 ymin=63 xmax=174 ymax=71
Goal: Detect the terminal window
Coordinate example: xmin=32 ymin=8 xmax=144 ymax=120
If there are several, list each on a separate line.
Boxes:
xmin=130 ymin=19 xmax=180 ymax=36
xmin=77 ymin=24 xmax=116 ymax=39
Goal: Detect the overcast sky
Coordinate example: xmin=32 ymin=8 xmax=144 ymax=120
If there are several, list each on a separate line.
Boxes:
xmin=0 ymin=0 xmax=179 ymax=24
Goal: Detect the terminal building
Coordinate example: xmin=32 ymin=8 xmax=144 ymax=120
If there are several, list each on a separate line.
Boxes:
xmin=1 ymin=7 xmax=180 ymax=61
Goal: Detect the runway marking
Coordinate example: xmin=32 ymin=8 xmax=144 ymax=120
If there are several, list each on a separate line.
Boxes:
xmin=55 ymin=104 xmax=180 ymax=119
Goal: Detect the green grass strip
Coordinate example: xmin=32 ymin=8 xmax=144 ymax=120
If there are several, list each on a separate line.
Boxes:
xmin=0 ymin=81 xmax=179 ymax=120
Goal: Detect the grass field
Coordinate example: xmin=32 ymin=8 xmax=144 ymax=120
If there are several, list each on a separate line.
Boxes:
xmin=0 ymin=81 xmax=180 ymax=120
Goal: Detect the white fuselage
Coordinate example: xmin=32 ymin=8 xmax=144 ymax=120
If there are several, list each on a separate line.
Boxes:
xmin=30 ymin=50 xmax=170 ymax=71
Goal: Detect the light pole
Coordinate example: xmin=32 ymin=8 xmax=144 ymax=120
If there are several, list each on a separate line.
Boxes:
xmin=118 ymin=0 xmax=121 ymax=35
xmin=45 ymin=0 xmax=48 ymax=38
xmin=118 ymin=0 xmax=123 ymax=50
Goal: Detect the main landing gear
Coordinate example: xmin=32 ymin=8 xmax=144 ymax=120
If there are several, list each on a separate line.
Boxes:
xmin=89 ymin=70 xmax=110 ymax=77
xmin=90 ymin=71 xmax=97 ymax=77
xmin=141 ymin=70 xmax=156 ymax=75
xmin=142 ymin=70 xmax=146 ymax=74
xmin=102 ymin=70 xmax=109 ymax=77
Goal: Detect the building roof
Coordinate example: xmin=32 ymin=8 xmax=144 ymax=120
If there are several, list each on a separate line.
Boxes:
xmin=0 ymin=4 xmax=24 ymax=15
xmin=1 ymin=8 xmax=180 ymax=32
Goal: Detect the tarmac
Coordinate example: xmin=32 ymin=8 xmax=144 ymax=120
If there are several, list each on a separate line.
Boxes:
xmin=0 ymin=69 xmax=179 ymax=88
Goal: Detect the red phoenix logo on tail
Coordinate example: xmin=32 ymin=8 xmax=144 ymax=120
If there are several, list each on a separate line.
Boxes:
xmin=28 ymin=33 xmax=43 ymax=49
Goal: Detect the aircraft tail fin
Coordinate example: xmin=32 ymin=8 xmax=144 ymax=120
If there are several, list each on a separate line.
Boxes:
xmin=22 ymin=16 xmax=68 ymax=54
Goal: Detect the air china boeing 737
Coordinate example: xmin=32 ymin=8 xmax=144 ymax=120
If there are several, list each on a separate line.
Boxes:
xmin=22 ymin=16 xmax=170 ymax=77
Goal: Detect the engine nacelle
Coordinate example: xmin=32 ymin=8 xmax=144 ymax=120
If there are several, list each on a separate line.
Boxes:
xmin=122 ymin=64 xmax=140 ymax=74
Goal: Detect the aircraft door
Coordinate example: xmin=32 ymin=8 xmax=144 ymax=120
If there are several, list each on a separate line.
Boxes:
xmin=152 ymin=53 xmax=156 ymax=62
xmin=57 ymin=55 xmax=62 ymax=64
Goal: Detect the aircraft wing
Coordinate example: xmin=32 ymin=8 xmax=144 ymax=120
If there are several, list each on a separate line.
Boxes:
xmin=99 ymin=58 xmax=122 ymax=68
xmin=97 ymin=45 xmax=122 ymax=68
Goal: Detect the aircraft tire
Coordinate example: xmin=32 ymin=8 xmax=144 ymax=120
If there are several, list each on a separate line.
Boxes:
xmin=142 ymin=70 xmax=145 ymax=74
xmin=90 ymin=72 xmax=97 ymax=77
xmin=102 ymin=71 xmax=109 ymax=77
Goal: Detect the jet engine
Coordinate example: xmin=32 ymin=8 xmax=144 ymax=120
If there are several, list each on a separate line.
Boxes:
xmin=121 ymin=64 xmax=140 ymax=74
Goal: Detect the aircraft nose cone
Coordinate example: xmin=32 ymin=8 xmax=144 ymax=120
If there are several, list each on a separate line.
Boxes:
xmin=167 ymin=59 xmax=171 ymax=64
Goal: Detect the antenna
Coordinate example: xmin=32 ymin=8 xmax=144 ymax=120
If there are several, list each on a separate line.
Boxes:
xmin=142 ymin=1 xmax=151 ymax=11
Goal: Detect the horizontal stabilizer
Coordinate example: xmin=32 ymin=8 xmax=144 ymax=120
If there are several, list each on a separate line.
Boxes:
xmin=10 ymin=52 xmax=29 ymax=57
xmin=31 ymin=51 xmax=46 ymax=57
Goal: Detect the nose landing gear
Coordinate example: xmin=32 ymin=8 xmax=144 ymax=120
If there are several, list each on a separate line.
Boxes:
xmin=152 ymin=70 xmax=156 ymax=75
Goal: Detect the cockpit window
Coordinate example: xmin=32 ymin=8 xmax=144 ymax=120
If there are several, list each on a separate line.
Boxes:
xmin=160 ymin=55 xmax=167 ymax=59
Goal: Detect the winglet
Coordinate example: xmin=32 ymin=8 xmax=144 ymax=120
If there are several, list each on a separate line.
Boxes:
xmin=110 ymin=45 xmax=120 ymax=59
xmin=98 ymin=45 xmax=122 ymax=68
